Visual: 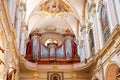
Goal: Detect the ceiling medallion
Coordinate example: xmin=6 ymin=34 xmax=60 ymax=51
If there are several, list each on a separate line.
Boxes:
xmin=38 ymin=0 xmax=72 ymax=17
xmin=45 ymin=25 xmax=57 ymax=31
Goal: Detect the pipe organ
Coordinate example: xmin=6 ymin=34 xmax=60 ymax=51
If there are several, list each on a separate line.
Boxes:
xmin=25 ymin=30 xmax=80 ymax=64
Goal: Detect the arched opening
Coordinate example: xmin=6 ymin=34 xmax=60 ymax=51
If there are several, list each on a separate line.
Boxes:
xmin=106 ymin=64 xmax=120 ymax=80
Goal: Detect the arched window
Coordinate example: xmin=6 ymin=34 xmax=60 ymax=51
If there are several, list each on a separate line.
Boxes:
xmin=101 ymin=5 xmax=110 ymax=43
xmin=89 ymin=29 xmax=95 ymax=56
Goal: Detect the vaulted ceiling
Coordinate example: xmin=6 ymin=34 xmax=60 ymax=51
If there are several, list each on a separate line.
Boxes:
xmin=25 ymin=0 xmax=88 ymax=37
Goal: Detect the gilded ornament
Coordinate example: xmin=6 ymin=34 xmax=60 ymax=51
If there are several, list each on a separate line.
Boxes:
xmin=88 ymin=21 xmax=92 ymax=28
xmin=38 ymin=0 xmax=72 ymax=17
xmin=98 ymin=0 xmax=103 ymax=7
xmin=0 ymin=46 xmax=4 ymax=53
xmin=0 ymin=59 xmax=4 ymax=65
xmin=0 ymin=31 xmax=4 ymax=41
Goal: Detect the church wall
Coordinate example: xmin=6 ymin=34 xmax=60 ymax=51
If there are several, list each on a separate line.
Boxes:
xmin=113 ymin=0 xmax=120 ymax=25
xmin=18 ymin=0 xmax=120 ymax=80
xmin=105 ymin=0 xmax=114 ymax=32
xmin=103 ymin=0 xmax=120 ymax=32
xmin=92 ymin=14 xmax=100 ymax=54
xmin=84 ymin=32 xmax=91 ymax=58
xmin=95 ymin=2 xmax=104 ymax=49
xmin=16 ymin=7 xmax=22 ymax=49
xmin=19 ymin=66 xmax=76 ymax=80
xmin=0 ymin=0 xmax=19 ymax=80
xmin=85 ymin=0 xmax=120 ymax=57
xmin=1 ymin=0 xmax=120 ymax=80
xmin=84 ymin=0 xmax=120 ymax=80
xmin=89 ymin=26 xmax=120 ymax=80
xmin=0 ymin=22 xmax=5 ymax=80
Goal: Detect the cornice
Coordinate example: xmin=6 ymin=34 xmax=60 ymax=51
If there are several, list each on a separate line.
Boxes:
xmin=95 ymin=26 xmax=120 ymax=60
xmin=72 ymin=26 xmax=120 ymax=71
xmin=73 ymin=57 xmax=94 ymax=71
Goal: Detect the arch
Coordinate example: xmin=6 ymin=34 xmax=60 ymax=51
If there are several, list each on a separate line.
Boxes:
xmin=106 ymin=63 xmax=120 ymax=80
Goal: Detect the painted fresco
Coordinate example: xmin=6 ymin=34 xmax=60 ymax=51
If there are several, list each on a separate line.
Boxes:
xmin=101 ymin=5 xmax=109 ymax=31
xmin=38 ymin=0 xmax=71 ymax=13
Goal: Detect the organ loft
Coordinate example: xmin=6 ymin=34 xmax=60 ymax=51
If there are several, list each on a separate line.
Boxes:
xmin=0 ymin=0 xmax=120 ymax=80
xmin=25 ymin=28 xmax=80 ymax=64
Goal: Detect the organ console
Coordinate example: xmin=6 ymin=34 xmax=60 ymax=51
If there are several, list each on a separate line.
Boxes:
xmin=25 ymin=29 xmax=80 ymax=64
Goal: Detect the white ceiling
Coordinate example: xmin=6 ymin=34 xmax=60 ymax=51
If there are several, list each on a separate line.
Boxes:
xmin=25 ymin=0 xmax=87 ymax=37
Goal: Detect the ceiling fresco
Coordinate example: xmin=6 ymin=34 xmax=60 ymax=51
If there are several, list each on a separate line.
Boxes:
xmin=38 ymin=0 xmax=72 ymax=14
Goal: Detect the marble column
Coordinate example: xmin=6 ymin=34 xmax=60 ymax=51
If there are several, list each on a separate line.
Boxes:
xmin=107 ymin=0 xmax=116 ymax=32
xmin=20 ymin=30 xmax=25 ymax=56
xmin=16 ymin=7 xmax=22 ymax=49
xmin=96 ymin=9 xmax=104 ymax=49
xmin=83 ymin=31 xmax=91 ymax=58
xmin=93 ymin=14 xmax=100 ymax=54
xmin=8 ymin=0 xmax=17 ymax=25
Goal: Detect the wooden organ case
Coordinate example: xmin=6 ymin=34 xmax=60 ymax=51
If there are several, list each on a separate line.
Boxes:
xmin=25 ymin=30 xmax=80 ymax=64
